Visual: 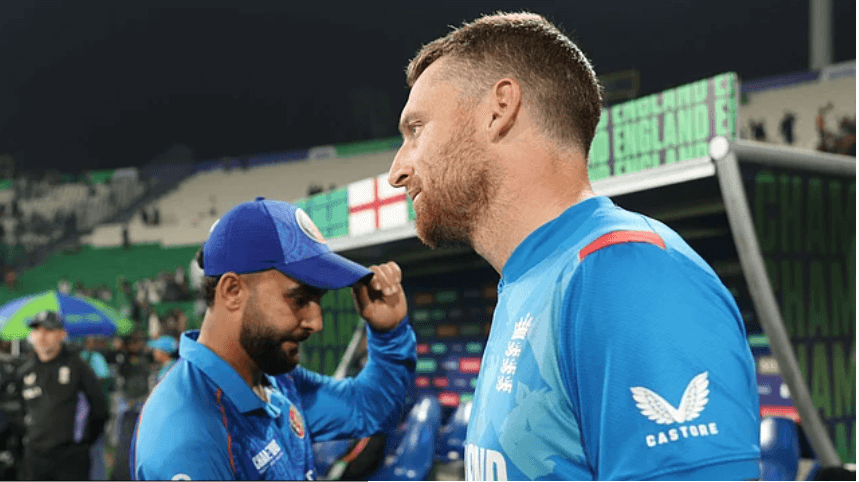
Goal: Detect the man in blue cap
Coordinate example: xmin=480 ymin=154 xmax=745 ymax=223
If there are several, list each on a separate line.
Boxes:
xmin=131 ymin=197 xmax=417 ymax=480
xmin=147 ymin=335 xmax=178 ymax=382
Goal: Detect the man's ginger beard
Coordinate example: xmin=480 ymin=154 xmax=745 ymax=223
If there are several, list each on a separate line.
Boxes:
xmin=415 ymin=114 xmax=501 ymax=249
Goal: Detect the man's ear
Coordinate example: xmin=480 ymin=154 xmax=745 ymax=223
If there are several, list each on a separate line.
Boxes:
xmin=217 ymin=273 xmax=245 ymax=312
xmin=486 ymin=78 xmax=522 ymax=142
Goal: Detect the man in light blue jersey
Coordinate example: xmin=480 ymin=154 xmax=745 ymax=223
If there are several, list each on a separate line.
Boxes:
xmin=131 ymin=197 xmax=416 ymax=480
xmin=388 ymin=12 xmax=760 ymax=481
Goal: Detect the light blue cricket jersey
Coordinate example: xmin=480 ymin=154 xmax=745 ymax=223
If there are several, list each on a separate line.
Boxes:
xmin=132 ymin=319 xmax=416 ymax=480
xmin=465 ymin=197 xmax=761 ymax=481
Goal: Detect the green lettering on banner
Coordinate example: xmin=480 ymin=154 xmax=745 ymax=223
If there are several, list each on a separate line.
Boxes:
xmin=714 ymin=73 xmax=729 ymax=98
xmin=591 ymin=130 xmax=610 ymax=164
xmin=596 ymin=110 xmax=608 ymax=131
xmin=623 ymin=101 xmax=638 ymax=123
xmin=649 ymin=117 xmax=663 ymax=151
xmin=812 ymin=342 xmax=833 ymax=417
xmin=832 ymin=342 xmax=855 ymax=417
xmin=642 ymin=153 xmax=658 ymax=171
xmin=765 ymin=258 xmax=779 ymax=292
xmin=678 ymin=108 xmax=694 ymax=144
xmin=324 ymin=348 xmax=336 ymax=375
xmin=323 ymin=313 xmax=337 ymax=345
xmin=714 ymin=98 xmax=730 ymax=137
xmin=829 ymin=181 xmax=856 ymax=255
xmin=807 ymin=178 xmax=827 ymax=255
xmin=830 ymin=262 xmax=855 ymax=337
xmin=796 ymin=342 xmax=809 ymax=378
xmin=833 ymin=423 xmax=856 ymax=463
xmin=677 ymin=84 xmax=693 ymax=107
xmin=612 ymin=126 xmax=626 ymax=160
xmin=661 ymin=89 xmax=676 ymax=113
xmin=637 ymin=119 xmax=652 ymax=154
xmin=589 ymin=162 xmax=610 ymax=181
xmin=307 ymin=349 xmax=320 ymax=373
xmin=807 ymin=260 xmax=829 ymax=336
xmin=662 ymin=112 xmax=678 ymax=149
xmin=694 ymin=104 xmax=710 ymax=141
xmin=780 ymin=175 xmax=804 ymax=253
xmin=754 ymin=171 xmax=777 ymax=253
xmin=692 ymin=79 xmax=708 ymax=103
xmin=612 ymin=103 xmax=626 ymax=126
xmin=635 ymin=95 xmax=653 ymax=119
xmin=781 ymin=260 xmax=805 ymax=338
xmin=664 ymin=148 xmax=677 ymax=165
xmin=678 ymin=144 xmax=697 ymax=162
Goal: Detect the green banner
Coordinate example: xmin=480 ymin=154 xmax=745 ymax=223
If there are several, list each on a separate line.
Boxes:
xmin=744 ymin=162 xmax=856 ymax=463
xmin=334 ymin=136 xmax=402 ymax=158
xmin=588 ymin=72 xmax=738 ymax=180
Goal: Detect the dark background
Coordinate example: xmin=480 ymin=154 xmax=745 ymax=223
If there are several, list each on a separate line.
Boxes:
xmin=0 ymin=0 xmax=855 ymax=173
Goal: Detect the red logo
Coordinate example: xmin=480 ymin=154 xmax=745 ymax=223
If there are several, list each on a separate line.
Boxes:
xmin=459 ymin=357 xmax=482 ymax=374
xmin=289 ymin=405 xmax=305 ymax=438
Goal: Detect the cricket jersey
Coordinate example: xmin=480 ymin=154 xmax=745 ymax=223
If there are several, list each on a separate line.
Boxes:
xmin=464 ymin=196 xmax=760 ymax=480
xmin=131 ymin=318 xmax=416 ymax=480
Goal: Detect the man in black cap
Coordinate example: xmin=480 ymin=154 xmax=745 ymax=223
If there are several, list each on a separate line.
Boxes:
xmin=16 ymin=310 xmax=109 ymax=480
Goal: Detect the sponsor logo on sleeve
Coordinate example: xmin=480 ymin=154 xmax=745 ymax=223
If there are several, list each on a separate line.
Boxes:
xmin=630 ymin=371 xmax=720 ymax=448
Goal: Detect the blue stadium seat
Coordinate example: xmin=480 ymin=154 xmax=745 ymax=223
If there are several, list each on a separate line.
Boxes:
xmin=369 ymin=396 xmax=442 ymax=481
xmin=312 ymin=438 xmax=355 ymax=477
xmin=435 ymin=399 xmax=472 ymax=462
xmin=760 ymin=416 xmax=800 ymax=481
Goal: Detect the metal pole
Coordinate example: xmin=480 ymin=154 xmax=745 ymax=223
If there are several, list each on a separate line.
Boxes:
xmin=709 ymin=137 xmax=842 ymax=467
xmin=809 ymin=0 xmax=834 ymax=70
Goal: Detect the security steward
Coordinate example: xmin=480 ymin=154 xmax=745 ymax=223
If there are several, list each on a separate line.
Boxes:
xmin=16 ymin=310 xmax=109 ymax=480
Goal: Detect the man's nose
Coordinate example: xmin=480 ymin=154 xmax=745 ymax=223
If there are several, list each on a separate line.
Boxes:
xmin=301 ymin=303 xmax=324 ymax=334
xmin=388 ymin=147 xmax=414 ymax=189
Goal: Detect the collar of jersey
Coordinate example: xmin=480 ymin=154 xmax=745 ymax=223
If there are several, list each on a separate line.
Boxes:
xmin=500 ymin=196 xmax=614 ymax=285
xmin=179 ymin=330 xmax=287 ymax=416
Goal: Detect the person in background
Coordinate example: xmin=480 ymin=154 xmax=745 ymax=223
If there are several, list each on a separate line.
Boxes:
xmin=146 ymin=335 xmax=178 ymax=383
xmin=16 ymin=311 xmax=108 ymax=480
xmin=111 ymin=332 xmax=151 ymax=481
xmin=80 ymin=336 xmax=113 ymax=480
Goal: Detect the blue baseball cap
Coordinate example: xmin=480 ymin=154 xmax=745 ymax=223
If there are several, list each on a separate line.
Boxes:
xmin=148 ymin=335 xmax=178 ymax=354
xmin=203 ymin=197 xmax=373 ymax=289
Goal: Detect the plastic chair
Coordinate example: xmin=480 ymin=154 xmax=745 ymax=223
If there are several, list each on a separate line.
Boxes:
xmin=368 ymin=396 xmax=442 ymax=481
xmin=435 ymin=400 xmax=472 ymax=462
xmin=760 ymin=416 xmax=800 ymax=481
xmin=312 ymin=438 xmax=355 ymax=477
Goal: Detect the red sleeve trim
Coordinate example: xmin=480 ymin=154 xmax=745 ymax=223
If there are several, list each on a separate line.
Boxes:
xmin=578 ymin=230 xmax=666 ymax=261
xmin=216 ymin=388 xmax=237 ymax=475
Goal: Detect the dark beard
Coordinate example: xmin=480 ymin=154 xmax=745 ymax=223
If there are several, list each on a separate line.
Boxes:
xmin=416 ymin=118 xmax=500 ymax=249
xmin=239 ymin=299 xmax=304 ymax=375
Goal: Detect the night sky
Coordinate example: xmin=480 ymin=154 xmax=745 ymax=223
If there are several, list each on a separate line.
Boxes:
xmin=0 ymin=0 xmax=855 ymax=174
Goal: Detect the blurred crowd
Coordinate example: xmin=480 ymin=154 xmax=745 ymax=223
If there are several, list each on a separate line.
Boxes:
xmin=0 ymin=263 xmax=198 ymax=480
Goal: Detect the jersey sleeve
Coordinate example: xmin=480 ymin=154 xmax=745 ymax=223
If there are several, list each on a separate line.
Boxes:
xmin=292 ymin=317 xmax=417 ymax=441
xmin=558 ymin=242 xmax=760 ymax=480
xmin=132 ymin=410 xmax=234 ymax=480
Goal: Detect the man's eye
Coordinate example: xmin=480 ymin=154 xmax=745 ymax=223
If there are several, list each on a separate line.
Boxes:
xmin=409 ymin=124 xmax=422 ymax=136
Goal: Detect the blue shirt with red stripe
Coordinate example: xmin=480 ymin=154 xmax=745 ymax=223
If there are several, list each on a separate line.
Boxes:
xmin=464 ymin=196 xmax=760 ymax=480
xmin=131 ymin=318 xmax=416 ymax=480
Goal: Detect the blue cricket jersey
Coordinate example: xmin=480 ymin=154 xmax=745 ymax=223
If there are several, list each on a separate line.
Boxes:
xmin=132 ymin=318 xmax=416 ymax=480
xmin=464 ymin=196 xmax=761 ymax=480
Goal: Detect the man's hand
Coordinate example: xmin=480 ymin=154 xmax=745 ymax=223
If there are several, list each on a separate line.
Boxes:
xmin=351 ymin=261 xmax=407 ymax=332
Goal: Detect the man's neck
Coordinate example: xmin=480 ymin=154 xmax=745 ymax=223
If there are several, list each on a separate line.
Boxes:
xmin=471 ymin=175 xmax=594 ymax=274
xmin=197 ymin=312 xmax=260 ymax=390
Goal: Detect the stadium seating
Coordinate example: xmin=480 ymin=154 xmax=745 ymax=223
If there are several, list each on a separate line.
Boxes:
xmin=760 ymin=416 xmax=800 ymax=481
xmin=369 ymin=396 xmax=442 ymax=481
xmin=435 ymin=400 xmax=471 ymax=463
xmin=84 ymin=150 xmax=396 ymax=247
